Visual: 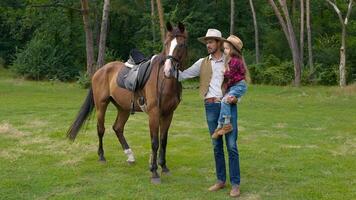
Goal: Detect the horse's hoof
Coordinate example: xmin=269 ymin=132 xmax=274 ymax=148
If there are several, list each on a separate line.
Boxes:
xmin=98 ymin=159 xmax=106 ymax=164
xmin=151 ymin=177 xmax=161 ymax=184
xmin=161 ymin=168 xmax=171 ymax=176
xmin=161 ymin=171 xmax=171 ymax=176
xmin=127 ymin=160 xmax=135 ymax=165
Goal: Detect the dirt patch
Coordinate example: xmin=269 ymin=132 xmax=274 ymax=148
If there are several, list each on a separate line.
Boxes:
xmin=329 ymin=138 xmax=356 ymax=156
xmin=310 ymin=127 xmax=325 ymax=131
xmin=241 ymin=193 xmax=262 ymax=200
xmin=24 ymin=119 xmax=48 ymax=128
xmin=0 ymin=147 xmax=38 ymax=161
xmin=281 ymin=145 xmax=301 ymax=149
xmin=19 ymin=136 xmax=52 ymax=145
xmin=273 ymin=123 xmax=287 ymax=129
xmin=58 ymin=157 xmax=83 ymax=166
xmin=281 ymin=144 xmax=319 ymax=149
xmin=0 ymin=150 xmax=17 ymax=160
xmin=0 ymin=122 xmax=26 ymax=138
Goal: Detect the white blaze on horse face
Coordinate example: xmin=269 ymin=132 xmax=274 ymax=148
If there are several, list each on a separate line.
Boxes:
xmin=168 ymin=38 xmax=178 ymax=56
xmin=164 ymin=38 xmax=178 ymax=77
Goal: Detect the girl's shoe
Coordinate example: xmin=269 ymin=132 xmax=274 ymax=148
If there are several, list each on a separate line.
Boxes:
xmin=217 ymin=124 xmax=233 ymax=136
xmin=211 ymin=127 xmax=222 ymax=139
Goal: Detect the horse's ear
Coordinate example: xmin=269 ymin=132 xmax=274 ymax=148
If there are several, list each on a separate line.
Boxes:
xmin=178 ymin=22 xmax=185 ymax=33
xmin=166 ymin=22 xmax=173 ymax=32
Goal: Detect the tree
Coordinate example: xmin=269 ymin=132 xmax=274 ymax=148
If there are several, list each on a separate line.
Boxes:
xmin=306 ymin=0 xmax=313 ymax=69
xmin=249 ymin=0 xmax=259 ymax=63
xmin=268 ymin=0 xmax=302 ymax=86
xmin=156 ymin=0 xmax=165 ymax=43
xmin=151 ymin=0 xmax=156 ymax=43
xmin=230 ymin=0 xmax=235 ymax=34
xmin=326 ymin=0 xmax=354 ymax=87
xmin=80 ymin=0 xmax=95 ymax=76
xmin=300 ymin=0 xmax=304 ymax=67
xmin=96 ymin=0 xmax=110 ymax=69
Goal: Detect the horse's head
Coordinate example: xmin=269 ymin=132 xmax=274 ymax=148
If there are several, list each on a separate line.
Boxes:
xmin=163 ymin=22 xmax=188 ymax=78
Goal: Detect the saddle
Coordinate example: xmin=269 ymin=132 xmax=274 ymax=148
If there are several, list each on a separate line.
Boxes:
xmin=117 ymin=49 xmax=154 ymax=92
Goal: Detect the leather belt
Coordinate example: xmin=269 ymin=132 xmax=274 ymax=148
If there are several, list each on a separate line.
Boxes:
xmin=204 ymin=97 xmax=221 ymax=103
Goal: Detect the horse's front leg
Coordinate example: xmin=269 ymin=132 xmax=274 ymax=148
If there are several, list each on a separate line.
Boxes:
xmin=149 ymin=109 xmax=160 ymax=184
xmin=159 ymin=112 xmax=173 ymax=175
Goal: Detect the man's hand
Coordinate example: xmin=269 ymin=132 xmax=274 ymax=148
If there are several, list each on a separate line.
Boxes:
xmin=226 ymin=95 xmax=238 ymax=104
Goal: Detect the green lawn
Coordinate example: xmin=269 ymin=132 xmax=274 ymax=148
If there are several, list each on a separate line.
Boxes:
xmin=0 ymin=68 xmax=355 ymax=200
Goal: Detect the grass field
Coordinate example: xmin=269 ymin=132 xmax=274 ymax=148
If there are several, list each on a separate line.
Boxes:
xmin=0 ymin=67 xmax=355 ymax=200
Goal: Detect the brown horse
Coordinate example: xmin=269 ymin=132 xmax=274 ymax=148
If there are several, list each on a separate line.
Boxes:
xmin=67 ymin=22 xmax=188 ymax=184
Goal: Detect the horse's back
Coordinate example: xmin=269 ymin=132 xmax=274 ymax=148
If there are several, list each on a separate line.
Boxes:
xmin=92 ymin=61 xmax=124 ymax=80
xmin=92 ymin=61 xmax=133 ymax=110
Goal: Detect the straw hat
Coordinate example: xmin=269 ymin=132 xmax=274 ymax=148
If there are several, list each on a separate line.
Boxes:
xmin=222 ymin=35 xmax=243 ymax=51
xmin=198 ymin=29 xmax=224 ymax=44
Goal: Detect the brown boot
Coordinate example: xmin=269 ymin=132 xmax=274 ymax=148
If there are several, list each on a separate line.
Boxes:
xmin=208 ymin=181 xmax=225 ymax=192
xmin=211 ymin=127 xmax=222 ymax=139
xmin=217 ymin=124 xmax=233 ymax=136
xmin=230 ymin=185 xmax=240 ymax=197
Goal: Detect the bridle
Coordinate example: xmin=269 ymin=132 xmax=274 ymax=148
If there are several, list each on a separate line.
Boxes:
xmin=164 ymin=37 xmax=187 ymax=78
xmin=156 ymin=34 xmax=187 ymax=108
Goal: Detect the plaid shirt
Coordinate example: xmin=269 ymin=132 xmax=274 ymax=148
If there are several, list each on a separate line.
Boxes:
xmin=224 ymin=57 xmax=246 ymax=88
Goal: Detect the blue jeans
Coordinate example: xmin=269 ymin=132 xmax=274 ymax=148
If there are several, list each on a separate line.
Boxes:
xmin=205 ymin=101 xmax=240 ymax=186
xmin=218 ymin=80 xmax=247 ymax=125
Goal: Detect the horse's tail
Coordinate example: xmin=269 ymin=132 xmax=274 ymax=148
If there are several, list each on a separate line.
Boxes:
xmin=67 ymin=88 xmax=95 ymax=140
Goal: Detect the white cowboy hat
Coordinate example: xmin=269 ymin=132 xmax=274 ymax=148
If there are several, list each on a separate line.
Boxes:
xmin=222 ymin=35 xmax=243 ymax=51
xmin=198 ymin=29 xmax=224 ymax=44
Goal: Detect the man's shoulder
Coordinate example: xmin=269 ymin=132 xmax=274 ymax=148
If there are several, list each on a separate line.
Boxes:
xmin=199 ymin=56 xmax=210 ymax=63
xmin=193 ymin=57 xmax=206 ymax=66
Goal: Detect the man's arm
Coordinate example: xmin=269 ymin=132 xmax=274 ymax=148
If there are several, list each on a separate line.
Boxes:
xmin=178 ymin=58 xmax=203 ymax=81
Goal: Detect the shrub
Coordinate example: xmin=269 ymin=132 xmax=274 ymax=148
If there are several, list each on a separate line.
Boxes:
xmin=249 ymin=55 xmax=294 ymax=85
xmin=76 ymin=71 xmax=91 ymax=89
xmin=0 ymin=57 xmax=5 ymax=68
xmin=315 ymin=63 xmax=338 ymax=85
xmin=11 ymin=34 xmax=80 ymax=81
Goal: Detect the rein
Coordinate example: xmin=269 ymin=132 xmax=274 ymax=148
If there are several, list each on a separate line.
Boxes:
xmin=156 ymin=55 xmax=182 ymax=111
xmin=155 ymin=34 xmax=187 ymax=110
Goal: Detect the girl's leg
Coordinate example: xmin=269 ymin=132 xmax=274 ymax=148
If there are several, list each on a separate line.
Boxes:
xmin=227 ymin=81 xmax=247 ymax=100
xmin=212 ymin=95 xmax=231 ymax=139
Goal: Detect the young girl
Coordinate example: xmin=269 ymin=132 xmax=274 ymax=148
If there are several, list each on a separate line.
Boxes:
xmin=212 ymin=35 xmax=247 ymax=139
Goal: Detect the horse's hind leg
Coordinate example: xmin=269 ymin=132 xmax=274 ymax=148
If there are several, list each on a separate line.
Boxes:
xmin=112 ymin=110 xmax=135 ymax=164
xmin=159 ymin=113 xmax=173 ymax=175
xmin=96 ymin=100 xmax=109 ymax=162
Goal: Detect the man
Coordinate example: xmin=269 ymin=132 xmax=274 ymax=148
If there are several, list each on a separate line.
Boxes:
xmin=179 ymin=29 xmax=241 ymax=197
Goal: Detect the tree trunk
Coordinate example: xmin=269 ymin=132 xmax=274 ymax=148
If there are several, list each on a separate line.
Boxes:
xmin=249 ymin=0 xmax=259 ymax=63
xmin=96 ymin=0 xmax=110 ymax=69
xmin=151 ymin=0 xmax=156 ymax=43
xmin=80 ymin=0 xmax=95 ymax=76
xmin=306 ymin=0 xmax=313 ymax=70
xmin=280 ymin=0 xmax=301 ymax=86
xmin=300 ymin=0 xmax=304 ymax=68
xmin=268 ymin=0 xmax=292 ymax=46
xmin=291 ymin=0 xmax=297 ymax=21
xmin=326 ymin=0 xmax=353 ymax=87
xmin=269 ymin=0 xmax=302 ymax=86
xmin=340 ymin=25 xmax=346 ymax=87
xmin=156 ymin=0 xmax=165 ymax=43
xmin=230 ymin=0 xmax=235 ymax=34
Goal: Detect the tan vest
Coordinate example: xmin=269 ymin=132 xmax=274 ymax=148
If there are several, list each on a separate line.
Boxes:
xmin=199 ymin=57 xmax=212 ymax=98
xmin=199 ymin=56 xmax=225 ymax=98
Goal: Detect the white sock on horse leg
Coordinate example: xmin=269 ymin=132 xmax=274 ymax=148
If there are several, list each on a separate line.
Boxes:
xmin=124 ymin=148 xmax=135 ymax=163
